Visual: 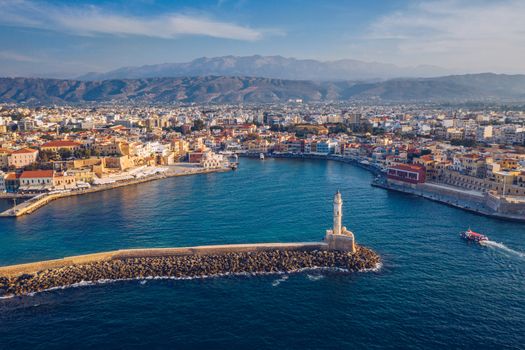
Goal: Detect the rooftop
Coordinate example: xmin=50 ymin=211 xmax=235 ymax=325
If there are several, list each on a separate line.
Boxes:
xmin=41 ymin=140 xmax=82 ymax=148
xmin=19 ymin=170 xmax=54 ymax=179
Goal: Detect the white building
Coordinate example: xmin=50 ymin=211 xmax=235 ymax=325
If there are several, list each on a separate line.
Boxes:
xmin=200 ymin=152 xmax=226 ymax=169
xmin=476 ymin=125 xmax=493 ymax=142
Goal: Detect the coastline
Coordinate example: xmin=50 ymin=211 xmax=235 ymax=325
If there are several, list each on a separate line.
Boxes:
xmin=245 ymin=152 xmax=525 ymax=222
xmin=0 ymin=164 xmax=231 ymax=218
xmin=0 ymin=243 xmax=380 ymax=297
xmin=371 ymin=180 xmax=525 ymax=223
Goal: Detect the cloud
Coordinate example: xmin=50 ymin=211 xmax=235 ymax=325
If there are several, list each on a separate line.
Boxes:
xmin=0 ymin=0 xmax=263 ymax=41
xmin=365 ymin=0 xmax=525 ymax=72
xmin=0 ymin=50 xmax=39 ymax=63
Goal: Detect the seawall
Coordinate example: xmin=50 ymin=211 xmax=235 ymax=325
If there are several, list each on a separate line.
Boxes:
xmin=372 ymin=180 xmax=525 ymax=222
xmin=0 ymin=243 xmax=326 ymax=278
xmin=0 ymin=242 xmax=381 ymax=297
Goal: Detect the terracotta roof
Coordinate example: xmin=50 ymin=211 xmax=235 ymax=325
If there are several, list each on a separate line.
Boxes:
xmin=419 ymin=155 xmax=434 ymax=161
xmin=0 ymin=148 xmax=13 ymax=154
xmin=12 ymin=148 xmax=38 ymax=154
xmin=5 ymin=173 xmax=19 ymax=180
xmin=462 ymin=154 xmax=480 ymax=159
xmin=41 ymin=140 xmax=81 ymax=148
xmin=20 ymin=170 xmax=54 ymax=179
xmin=390 ymin=164 xmax=425 ymax=172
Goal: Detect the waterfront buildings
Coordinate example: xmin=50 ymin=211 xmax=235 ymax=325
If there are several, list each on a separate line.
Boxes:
xmin=1 ymin=102 xmax=525 ymax=218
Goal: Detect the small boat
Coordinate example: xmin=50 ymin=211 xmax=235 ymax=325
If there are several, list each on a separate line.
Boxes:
xmin=259 ymin=153 xmax=265 ymax=160
xmin=460 ymin=228 xmax=488 ymax=243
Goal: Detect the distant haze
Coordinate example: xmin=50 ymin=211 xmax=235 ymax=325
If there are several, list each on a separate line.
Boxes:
xmin=78 ymin=55 xmax=452 ymax=82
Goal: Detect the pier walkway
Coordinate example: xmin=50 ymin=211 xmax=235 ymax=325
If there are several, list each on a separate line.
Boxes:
xmin=0 ymin=242 xmax=328 ymax=278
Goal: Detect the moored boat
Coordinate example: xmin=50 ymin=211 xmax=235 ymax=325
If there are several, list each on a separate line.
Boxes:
xmin=460 ymin=228 xmax=488 ymax=243
xmin=259 ymin=153 xmax=265 ymax=160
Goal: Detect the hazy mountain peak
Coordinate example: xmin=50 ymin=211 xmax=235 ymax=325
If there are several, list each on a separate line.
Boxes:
xmin=77 ymin=55 xmax=453 ymax=81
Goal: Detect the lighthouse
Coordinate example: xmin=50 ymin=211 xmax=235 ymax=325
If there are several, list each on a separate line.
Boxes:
xmin=325 ymin=191 xmax=356 ymax=253
xmin=333 ymin=190 xmax=343 ymax=235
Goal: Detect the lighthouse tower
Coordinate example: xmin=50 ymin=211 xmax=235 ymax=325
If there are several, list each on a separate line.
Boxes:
xmin=325 ymin=191 xmax=356 ymax=253
xmin=333 ymin=190 xmax=343 ymax=235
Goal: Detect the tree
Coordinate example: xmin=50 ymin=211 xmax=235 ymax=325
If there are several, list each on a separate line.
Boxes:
xmin=244 ymin=133 xmax=259 ymax=141
xmin=270 ymin=124 xmax=286 ymax=132
xmin=192 ymin=119 xmax=206 ymax=131
xmin=328 ymin=123 xmax=348 ymax=134
xmin=58 ymin=149 xmax=72 ymax=160
xmin=451 ymin=139 xmax=477 ymax=147
xmin=38 ymin=150 xmax=57 ymax=162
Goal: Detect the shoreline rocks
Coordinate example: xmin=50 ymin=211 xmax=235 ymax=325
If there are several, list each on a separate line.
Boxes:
xmin=0 ymin=246 xmax=380 ymax=297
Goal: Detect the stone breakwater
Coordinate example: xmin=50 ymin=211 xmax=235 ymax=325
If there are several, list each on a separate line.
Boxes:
xmin=0 ymin=246 xmax=379 ymax=297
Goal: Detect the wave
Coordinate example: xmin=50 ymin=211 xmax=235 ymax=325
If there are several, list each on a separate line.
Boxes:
xmin=0 ymin=264 xmax=383 ymax=299
xmin=306 ymin=274 xmax=324 ymax=281
xmin=480 ymin=240 xmax=525 ymax=259
xmin=361 ymin=262 xmax=383 ymax=272
xmin=272 ymin=275 xmax=289 ymax=287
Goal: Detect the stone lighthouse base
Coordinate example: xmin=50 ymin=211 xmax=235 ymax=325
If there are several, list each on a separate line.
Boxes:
xmin=325 ymin=228 xmax=356 ymax=253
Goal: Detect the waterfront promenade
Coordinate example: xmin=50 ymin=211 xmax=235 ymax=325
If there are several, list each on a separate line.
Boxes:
xmin=0 ymin=164 xmax=231 ymax=218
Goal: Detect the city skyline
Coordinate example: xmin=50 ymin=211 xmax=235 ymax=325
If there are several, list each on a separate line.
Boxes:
xmin=1 ymin=0 xmax=525 ymax=77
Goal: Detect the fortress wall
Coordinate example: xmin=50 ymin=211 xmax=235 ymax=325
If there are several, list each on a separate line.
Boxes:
xmin=0 ymin=242 xmax=328 ymax=278
xmin=419 ymin=183 xmax=485 ymax=204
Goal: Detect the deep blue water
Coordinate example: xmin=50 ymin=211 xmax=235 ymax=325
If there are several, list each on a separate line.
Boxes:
xmin=1 ymin=158 xmax=524 ymax=349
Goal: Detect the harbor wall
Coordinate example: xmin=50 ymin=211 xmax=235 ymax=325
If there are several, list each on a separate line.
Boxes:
xmin=372 ymin=180 xmax=525 ymax=222
xmin=0 ymin=242 xmax=328 ymax=278
xmin=485 ymin=192 xmax=525 ymax=215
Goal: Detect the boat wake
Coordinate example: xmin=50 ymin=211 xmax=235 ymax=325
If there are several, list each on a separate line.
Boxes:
xmin=480 ymin=240 xmax=525 ymax=259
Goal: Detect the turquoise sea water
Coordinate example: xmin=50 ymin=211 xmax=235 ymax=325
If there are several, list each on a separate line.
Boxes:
xmin=0 ymin=158 xmax=524 ymax=349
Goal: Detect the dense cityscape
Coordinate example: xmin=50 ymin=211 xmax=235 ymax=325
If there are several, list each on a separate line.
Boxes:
xmin=1 ymin=102 xmax=525 ymax=219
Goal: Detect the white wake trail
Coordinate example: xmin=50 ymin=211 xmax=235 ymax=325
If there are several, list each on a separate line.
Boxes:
xmin=480 ymin=240 xmax=525 ymax=258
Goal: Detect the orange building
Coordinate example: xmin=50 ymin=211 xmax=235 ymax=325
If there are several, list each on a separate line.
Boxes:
xmin=8 ymin=148 xmax=38 ymax=168
xmin=41 ymin=140 xmax=82 ymax=152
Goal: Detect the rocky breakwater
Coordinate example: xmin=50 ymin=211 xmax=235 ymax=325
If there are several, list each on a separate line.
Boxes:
xmin=0 ymin=246 xmax=379 ymax=297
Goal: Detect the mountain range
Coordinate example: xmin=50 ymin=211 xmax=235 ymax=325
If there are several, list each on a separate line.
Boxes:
xmin=78 ymin=55 xmax=451 ymax=81
xmin=1 ymin=73 xmax=525 ymax=104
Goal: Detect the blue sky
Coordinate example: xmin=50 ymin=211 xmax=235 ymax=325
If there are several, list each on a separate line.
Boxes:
xmin=0 ymin=0 xmax=524 ymax=77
